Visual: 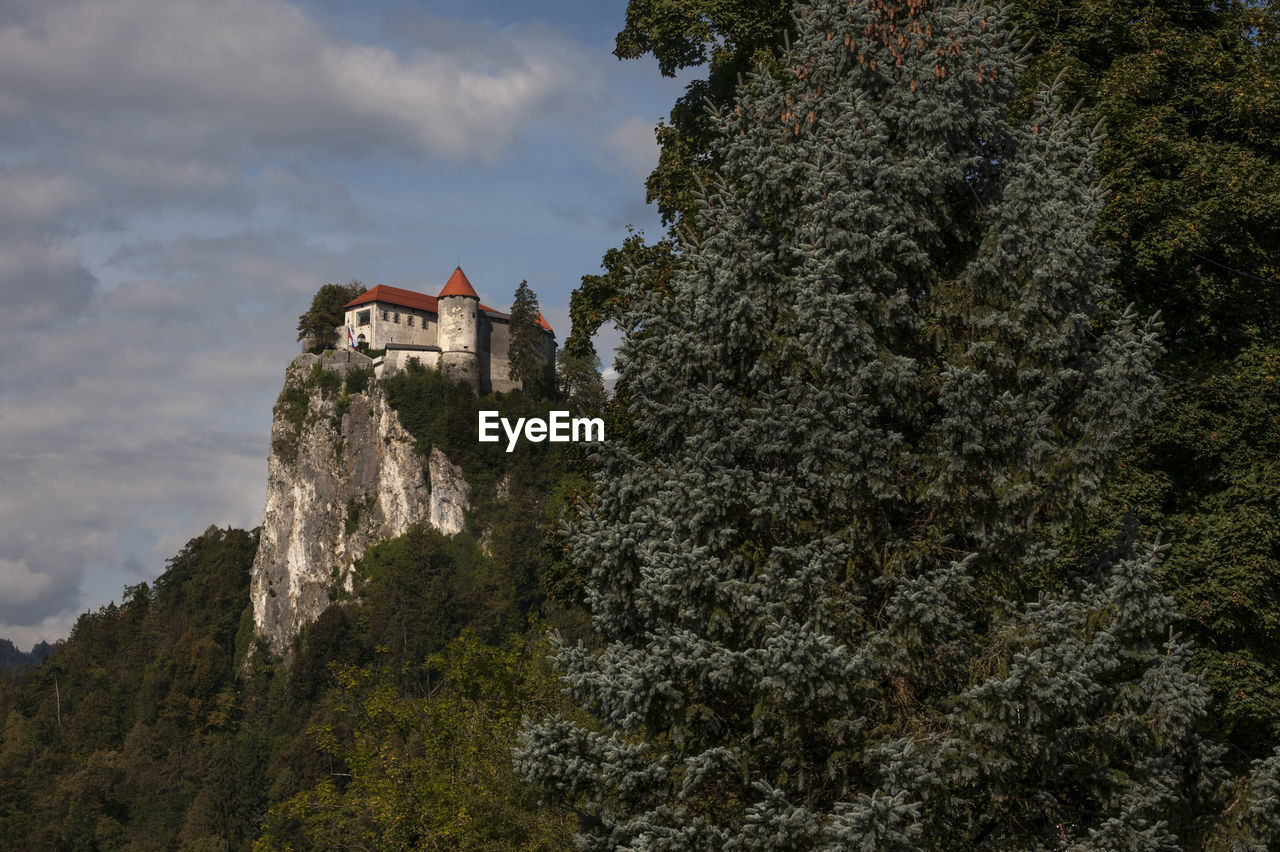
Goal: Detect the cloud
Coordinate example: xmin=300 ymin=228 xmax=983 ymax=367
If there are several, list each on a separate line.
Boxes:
xmin=0 ymin=612 xmax=80 ymax=655
xmin=0 ymin=0 xmax=605 ymax=379
xmin=259 ymin=169 xmax=369 ymax=231
xmin=600 ymin=116 xmax=659 ymax=178
xmin=0 ymin=559 xmax=52 ymax=607
xmin=0 ymin=240 xmax=99 ymax=341
xmin=0 ymin=230 xmax=364 ymax=638
xmin=0 ymin=0 xmax=655 ymax=645
xmin=0 ymin=169 xmax=92 ymax=235
xmin=0 ymin=0 xmax=603 ymax=164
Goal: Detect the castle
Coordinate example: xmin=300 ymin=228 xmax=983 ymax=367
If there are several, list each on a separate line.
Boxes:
xmin=340 ymin=267 xmax=555 ymax=393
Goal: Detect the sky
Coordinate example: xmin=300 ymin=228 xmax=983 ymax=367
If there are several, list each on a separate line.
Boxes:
xmin=0 ymin=0 xmax=690 ymax=648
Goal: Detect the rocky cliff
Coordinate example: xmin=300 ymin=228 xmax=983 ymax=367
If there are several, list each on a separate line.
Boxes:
xmin=250 ymin=352 xmax=469 ymax=655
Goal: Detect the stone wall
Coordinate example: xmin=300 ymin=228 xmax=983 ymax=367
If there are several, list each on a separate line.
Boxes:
xmin=485 ymin=315 xmax=519 ymax=393
xmin=345 ymin=305 xmax=437 ymax=350
xmin=377 ymin=345 xmax=441 ymax=377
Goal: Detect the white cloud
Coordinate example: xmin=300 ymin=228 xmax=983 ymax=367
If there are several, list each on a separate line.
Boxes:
xmin=600 ymin=116 xmax=659 ymax=178
xmin=0 ymin=231 xmax=361 ymax=636
xmin=0 ymin=0 xmax=655 ymax=645
xmin=0 ymin=240 xmax=98 ymax=340
xmin=0 ymin=558 xmax=52 ymax=606
xmin=0 ymin=0 xmax=602 ymax=163
xmin=0 ymin=611 xmax=80 ymax=654
xmin=0 ymin=170 xmax=91 ymax=234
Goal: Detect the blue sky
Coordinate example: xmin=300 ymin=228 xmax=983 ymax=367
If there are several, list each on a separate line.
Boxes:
xmin=0 ymin=0 xmax=689 ymax=646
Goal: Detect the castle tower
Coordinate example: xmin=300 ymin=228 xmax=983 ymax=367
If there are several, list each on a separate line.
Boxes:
xmin=437 ymin=267 xmax=480 ymax=390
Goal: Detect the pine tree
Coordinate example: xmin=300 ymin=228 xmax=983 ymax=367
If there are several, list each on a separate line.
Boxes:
xmin=509 ymin=279 xmax=547 ymax=397
xmin=515 ymin=0 xmax=1263 ymax=846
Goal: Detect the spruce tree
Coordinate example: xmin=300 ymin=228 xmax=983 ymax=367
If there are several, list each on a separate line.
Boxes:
xmin=509 ymin=279 xmax=547 ymax=397
xmin=588 ymin=0 xmax=1280 ymax=764
xmin=515 ymin=0 xmax=1271 ymax=846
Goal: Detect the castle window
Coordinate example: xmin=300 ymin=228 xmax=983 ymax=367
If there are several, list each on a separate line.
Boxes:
xmin=407 ymin=315 xmax=415 ymax=327
xmin=381 ymin=310 xmax=388 ymax=321
xmin=356 ymin=310 xmax=370 ymax=326
xmin=394 ymin=312 xmax=400 ymax=324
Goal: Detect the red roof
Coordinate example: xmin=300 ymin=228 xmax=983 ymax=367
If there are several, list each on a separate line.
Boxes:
xmin=341 ymin=270 xmax=554 ymax=336
xmin=343 ymin=284 xmax=438 ymax=313
xmin=438 ymin=267 xmax=480 ymax=299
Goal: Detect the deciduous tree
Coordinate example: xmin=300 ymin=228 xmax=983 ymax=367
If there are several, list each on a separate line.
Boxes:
xmin=296 ymin=281 xmax=365 ymax=351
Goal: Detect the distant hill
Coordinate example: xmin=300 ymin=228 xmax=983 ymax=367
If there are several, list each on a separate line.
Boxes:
xmin=0 ymin=637 xmax=54 ymax=671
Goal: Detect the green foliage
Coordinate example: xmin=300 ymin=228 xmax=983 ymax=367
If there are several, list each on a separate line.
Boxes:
xmin=260 ymin=633 xmax=575 ymax=851
xmin=614 ymin=0 xmax=795 ymax=225
xmin=617 ymin=0 xmax=1280 ymax=356
xmin=1014 ymin=0 xmax=1280 ymax=761
xmin=1009 ymin=2 xmax=1280 ymax=352
xmin=270 ymin=381 xmax=311 ymax=464
xmin=0 ymin=638 xmax=53 ymax=674
xmin=0 ymin=481 xmax=587 ymax=849
xmin=555 ymin=348 xmax=606 ymax=417
xmin=342 ymin=364 xmax=373 ymax=396
xmin=342 ymin=495 xmax=372 ymax=537
xmin=380 ymin=362 xmax=569 ymax=498
xmin=272 ymin=362 xmax=359 ymax=465
xmin=0 ymin=526 xmax=262 ymax=850
xmin=507 ymin=279 xmax=548 ymax=398
xmin=517 ymin=0 xmax=1265 ymax=845
xmin=566 ymin=229 xmax=681 ymax=359
xmin=1098 ymin=347 xmax=1280 ymax=760
xmin=296 ymin=281 xmax=365 ymax=350
xmin=612 ymin=0 xmax=1280 ymax=767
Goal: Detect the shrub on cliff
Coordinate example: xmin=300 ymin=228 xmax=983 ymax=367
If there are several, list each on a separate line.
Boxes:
xmin=297 ymin=281 xmax=365 ymax=351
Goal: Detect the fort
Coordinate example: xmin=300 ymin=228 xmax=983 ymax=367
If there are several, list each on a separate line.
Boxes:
xmin=336 ymin=267 xmax=555 ymax=393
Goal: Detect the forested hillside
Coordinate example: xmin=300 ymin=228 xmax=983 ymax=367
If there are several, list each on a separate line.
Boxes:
xmin=2 ymin=0 xmax=1278 ymax=848
xmin=0 ymin=365 xmax=603 ymax=850
xmin=0 ymin=639 xmax=53 ymax=673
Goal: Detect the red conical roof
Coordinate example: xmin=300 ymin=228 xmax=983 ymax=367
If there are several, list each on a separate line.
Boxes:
xmin=438 ymin=266 xmax=479 ymax=299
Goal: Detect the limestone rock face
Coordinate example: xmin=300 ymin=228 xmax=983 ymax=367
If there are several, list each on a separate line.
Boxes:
xmin=428 ymin=447 xmax=467 ymax=536
xmin=250 ymin=356 xmax=468 ymax=655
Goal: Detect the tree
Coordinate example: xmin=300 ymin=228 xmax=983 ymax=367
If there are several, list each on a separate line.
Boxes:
xmin=1002 ymin=0 xmax=1280 ymax=762
xmin=263 ymin=634 xmax=575 ymax=851
xmin=567 ymin=231 xmax=681 ymax=360
xmin=517 ymin=0 xmax=1276 ymax=845
xmin=555 ymin=348 xmax=606 ymax=417
xmin=615 ymin=0 xmax=796 ymax=227
xmin=508 ymin=279 xmax=548 ymax=397
xmin=296 ymin=281 xmax=365 ymax=351
xmin=599 ymin=0 xmax=1280 ymax=763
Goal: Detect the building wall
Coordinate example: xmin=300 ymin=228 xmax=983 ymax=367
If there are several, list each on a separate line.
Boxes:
xmin=485 ymin=317 xmax=521 ymax=393
xmin=379 ymin=348 xmax=440 ymax=376
xmin=345 ymin=303 xmax=437 ymax=350
xmin=438 ymin=298 xmax=476 ymax=355
xmin=438 ymin=296 xmax=480 ymax=389
xmin=345 ymin=297 xmax=554 ymax=394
